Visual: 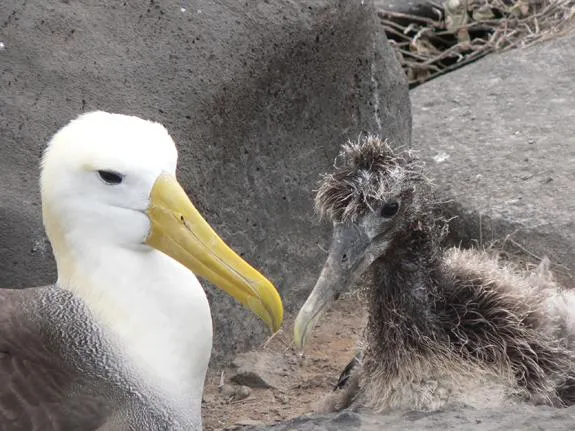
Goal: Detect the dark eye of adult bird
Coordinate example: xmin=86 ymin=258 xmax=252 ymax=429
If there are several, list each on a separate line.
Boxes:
xmin=98 ymin=170 xmax=124 ymax=185
xmin=380 ymin=201 xmax=399 ymax=218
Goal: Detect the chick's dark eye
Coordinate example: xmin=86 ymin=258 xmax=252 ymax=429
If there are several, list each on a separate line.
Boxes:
xmin=97 ymin=170 xmax=124 ymax=185
xmin=380 ymin=201 xmax=399 ymax=218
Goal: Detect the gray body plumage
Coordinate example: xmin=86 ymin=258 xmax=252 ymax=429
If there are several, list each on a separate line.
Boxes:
xmin=0 ymin=287 xmax=199 ymax=431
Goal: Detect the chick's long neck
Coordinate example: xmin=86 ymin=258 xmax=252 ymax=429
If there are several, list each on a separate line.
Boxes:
xmin=363 ymin=223 xmax=445 ymax=376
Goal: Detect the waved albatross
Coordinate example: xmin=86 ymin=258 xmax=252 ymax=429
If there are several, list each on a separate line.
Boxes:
xmin=0 ymin=111 xmax=283 ymax=430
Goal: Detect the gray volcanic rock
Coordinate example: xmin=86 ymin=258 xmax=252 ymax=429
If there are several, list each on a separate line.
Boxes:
xmin=231 ymin=351 xmax=294 ymax=390
xmin=375 ymin=0 xmax=436 ymax=15
xmin=0 ymin=0 xmax=410 ymax=361
xmin=249 ymin=405 xmax=575 ymax=430
xmin=411 ymin=34 xmax=575 ymax=285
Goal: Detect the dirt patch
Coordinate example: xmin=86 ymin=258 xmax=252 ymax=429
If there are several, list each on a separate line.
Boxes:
xmin=202 ymin=295 xmax=367 ymax=431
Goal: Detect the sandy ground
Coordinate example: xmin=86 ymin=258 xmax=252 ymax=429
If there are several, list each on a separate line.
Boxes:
xmin=202 ymin=295 xmax=367 ymax=431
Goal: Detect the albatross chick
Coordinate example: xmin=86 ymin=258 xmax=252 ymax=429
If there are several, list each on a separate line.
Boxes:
xmin=294 ymin=136 xmax=575 ymax=413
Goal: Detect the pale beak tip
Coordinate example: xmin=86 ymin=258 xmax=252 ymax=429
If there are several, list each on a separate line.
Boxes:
xmin=293 ymin=314 xmax=308 ymax=350
xmin=257 ymin=279 xmax=284 ymax=334
xmin=270 ymin=292 xmax=284 ymax=334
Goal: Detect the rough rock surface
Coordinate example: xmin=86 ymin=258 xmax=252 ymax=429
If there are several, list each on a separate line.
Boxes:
xmin=375 ymin=0 xmax=436 ymax=15
xmin=231 ymin=351 xmax=295 ymax=390
xmin=411 ymin=34 xmax=575 ymax=286
xmin=0 ymin=1 xmax=411 ymax=361
xmin=248 ymin=405 xmax=575 ymax=430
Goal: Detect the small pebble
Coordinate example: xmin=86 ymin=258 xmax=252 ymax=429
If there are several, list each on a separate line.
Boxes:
xmin=202 ymin=393 xmax=216 ymax=404
xmin=219 ymin=384 xmax=236 ymax=397
xmin=235 ymin=385 xmax=251 ymax=400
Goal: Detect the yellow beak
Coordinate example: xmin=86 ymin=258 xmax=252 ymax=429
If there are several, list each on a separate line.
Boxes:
xmin=145 ymin=173 xmax=283 ymax=333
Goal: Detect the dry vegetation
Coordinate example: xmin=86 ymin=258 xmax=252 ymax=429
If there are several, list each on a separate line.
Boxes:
xmin=379 ymin=0 xmax=575 ymax=87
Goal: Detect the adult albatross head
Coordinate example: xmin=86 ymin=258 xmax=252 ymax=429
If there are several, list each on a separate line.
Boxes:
xmin=41 ymin=111 xmax=282 ymax=331
xmin=37 ymin=111 xmax=283 ymax=425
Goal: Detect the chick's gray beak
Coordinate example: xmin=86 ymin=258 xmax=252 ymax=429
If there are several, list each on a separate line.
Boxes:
xmin=294 ymin=223 xmax=369 ymax=349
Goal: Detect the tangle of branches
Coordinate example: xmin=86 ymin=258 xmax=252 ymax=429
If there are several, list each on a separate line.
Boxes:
xmin=378 ymin=0 xmax=575 ymax=88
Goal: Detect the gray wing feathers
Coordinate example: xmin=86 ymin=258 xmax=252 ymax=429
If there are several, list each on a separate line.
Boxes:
xmin=0 ymin=287 xmax=109 ymax=431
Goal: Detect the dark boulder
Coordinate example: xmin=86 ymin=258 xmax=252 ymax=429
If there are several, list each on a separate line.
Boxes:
xmin=0 ymin=0 xmax=411 ymax=362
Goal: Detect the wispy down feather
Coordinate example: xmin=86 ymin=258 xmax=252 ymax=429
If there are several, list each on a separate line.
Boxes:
xmin=315 ymin=136 xmax=428 ymax=223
